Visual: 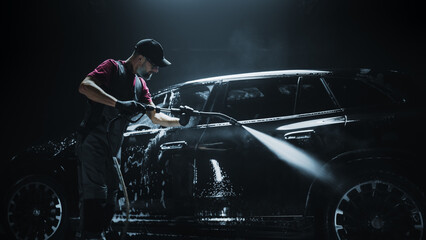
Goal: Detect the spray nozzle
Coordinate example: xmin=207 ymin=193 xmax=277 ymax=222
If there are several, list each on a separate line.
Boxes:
xmin=211 ymin=113 xmax=240 ymax=126
xmin=228 ymin=117 xmax=241 ymax=126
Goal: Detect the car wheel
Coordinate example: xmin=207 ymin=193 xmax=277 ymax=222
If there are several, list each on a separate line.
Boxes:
xmin=321 ymin=171 xmax=425 ymax=240
xmin=5 ymin=175 xmax=69 ymax=240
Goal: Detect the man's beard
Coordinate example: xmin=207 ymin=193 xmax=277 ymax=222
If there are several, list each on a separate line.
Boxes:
xmin=142 ymin=72 xmax=153 ymax=81
xmin=136 ymin=66 xmax=153 ymax=81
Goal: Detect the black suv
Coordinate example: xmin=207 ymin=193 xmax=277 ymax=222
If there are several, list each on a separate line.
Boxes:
xmin=3 ymin=69 xmax=425 ymax=240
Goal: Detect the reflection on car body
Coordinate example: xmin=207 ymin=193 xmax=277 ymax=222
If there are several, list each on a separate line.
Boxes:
xmin=3 ymin=69 xmax=425 ymax=239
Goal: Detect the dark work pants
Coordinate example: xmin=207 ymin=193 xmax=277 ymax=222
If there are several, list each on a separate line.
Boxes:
xmin=75 ymin=129 xmax=121 ymax=238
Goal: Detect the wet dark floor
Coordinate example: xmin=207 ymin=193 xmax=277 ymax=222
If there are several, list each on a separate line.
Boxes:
xmin=107 ymin=231 xmax=315 ymax=240
xmin=106 ymin=223 xmax=315 ymax=240
xmin=95 ymin=213 xmax=316 ymax=240
xmin=0 ymin=216 xmax=315 ymax=240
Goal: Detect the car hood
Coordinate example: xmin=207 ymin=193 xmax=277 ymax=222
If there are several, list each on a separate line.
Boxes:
xmin=12 ymin=133 xmax=78 ymax=161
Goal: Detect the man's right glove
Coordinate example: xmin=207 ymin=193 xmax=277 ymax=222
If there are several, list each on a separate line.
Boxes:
xmin=178 ymin=105 xmax=194 ymax=126
xmin=115 ymin=100 xmax=146 ymax=115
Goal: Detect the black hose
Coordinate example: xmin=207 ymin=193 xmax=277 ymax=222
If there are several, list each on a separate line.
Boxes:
xmin=106 ymin=113 xmax=143 ymax=240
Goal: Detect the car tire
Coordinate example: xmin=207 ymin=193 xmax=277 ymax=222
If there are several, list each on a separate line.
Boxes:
xmin=318 ymin=170 xmax=425 ymax=240
xmin=5 ymin=175 xmax=70 ymax=240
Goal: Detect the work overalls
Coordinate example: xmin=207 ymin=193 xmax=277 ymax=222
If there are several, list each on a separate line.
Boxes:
xmin=75 ymin=61 xmax=142 ymax=239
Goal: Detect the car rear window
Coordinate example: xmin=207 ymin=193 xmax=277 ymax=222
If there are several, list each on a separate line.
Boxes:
xmin=324 ymin=77 xmax=394 ymax=108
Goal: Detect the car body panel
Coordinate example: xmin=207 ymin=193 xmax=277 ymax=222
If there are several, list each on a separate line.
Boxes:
xmin=119 ymin=70 xmax=425 ymax=225
xmin=5 ymin=69 xmax=426 ymax=239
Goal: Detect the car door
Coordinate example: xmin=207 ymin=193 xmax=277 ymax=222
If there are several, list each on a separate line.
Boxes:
xmin=194 ymin=76 xmax=346 ymax=217
xmin=121 ymin=83 xmax=215 ymax=216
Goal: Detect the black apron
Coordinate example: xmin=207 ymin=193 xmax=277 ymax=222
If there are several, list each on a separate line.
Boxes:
xmin=77 ymin=60 xmax=142 ymax=156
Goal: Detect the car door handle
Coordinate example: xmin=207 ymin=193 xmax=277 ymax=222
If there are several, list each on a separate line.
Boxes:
xmin=197 ymin=142 xmax=233 ymax=151
xmin=160 ymin=141 xmax=187 ymax=150
xmin=284 ymin=130 xmax=315 ymax=140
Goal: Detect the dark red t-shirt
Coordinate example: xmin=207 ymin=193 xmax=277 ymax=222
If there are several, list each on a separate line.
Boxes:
xmin=87 ymin=59 xmax=152 ymax=103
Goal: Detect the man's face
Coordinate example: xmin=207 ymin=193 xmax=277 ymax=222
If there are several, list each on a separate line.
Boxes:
xmin=136 ymin=57 xmax=159 ymax=81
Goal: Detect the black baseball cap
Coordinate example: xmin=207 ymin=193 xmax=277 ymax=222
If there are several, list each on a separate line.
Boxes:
xmin=134 ymin=39 xmax=171 ymax=67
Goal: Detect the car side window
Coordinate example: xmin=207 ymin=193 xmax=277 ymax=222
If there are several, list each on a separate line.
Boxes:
xmin=220 ymin=78 xmax=297 ymax=120
xmin=324 ymin=77 xmax=394 ymax=108
xmin=127 ymin=85 xmax=213 ymax=130
xmin=296 ymin=77 xmax=336 ymax=114
xmin=153 ymin=92 xmax=170 ymax=108
xmin=126 ymin=92 xmax=171 ymax=131
xmin=168 ymin=85 xmax=213 ymax=110
xmin=168 ymin=84 xmax=214 ymax=126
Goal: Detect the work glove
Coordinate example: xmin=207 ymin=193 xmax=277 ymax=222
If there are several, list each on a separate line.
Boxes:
xmin=145 ymin=104 xmax=161 ymax=113
xmin=115 ymin=100 xmax=146 ymax=115
xmin=178 ymin=105 xmax=194 ymax=126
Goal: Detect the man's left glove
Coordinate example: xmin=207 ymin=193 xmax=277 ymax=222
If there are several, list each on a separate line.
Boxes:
xmin=178 ymin=105 xmax=194 ymax=126
xmin=115 ymin=100 xmax=146 ymax=115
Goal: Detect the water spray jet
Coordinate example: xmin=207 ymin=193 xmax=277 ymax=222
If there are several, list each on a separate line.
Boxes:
xmin=241 ymin=126 xmax=333 ymax=182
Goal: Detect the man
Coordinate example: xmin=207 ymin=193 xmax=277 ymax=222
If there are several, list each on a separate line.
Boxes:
xmin=76 ymin=39 xmax=190 ymax=239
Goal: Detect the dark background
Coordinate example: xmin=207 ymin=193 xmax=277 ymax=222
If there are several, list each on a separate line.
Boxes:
xmin=4 ymin=0 xmax=426 ymax=160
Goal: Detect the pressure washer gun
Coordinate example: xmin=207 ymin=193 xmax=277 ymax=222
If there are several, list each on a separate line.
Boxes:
xmin=143 ymin=104 xmax=241 ymax=126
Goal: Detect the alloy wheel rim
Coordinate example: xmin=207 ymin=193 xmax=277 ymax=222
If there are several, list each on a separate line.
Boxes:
xmin=334 ymin=180 xmax=423 ymax=240
xmin=7 ymin=181 xmax=63 ymax=240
